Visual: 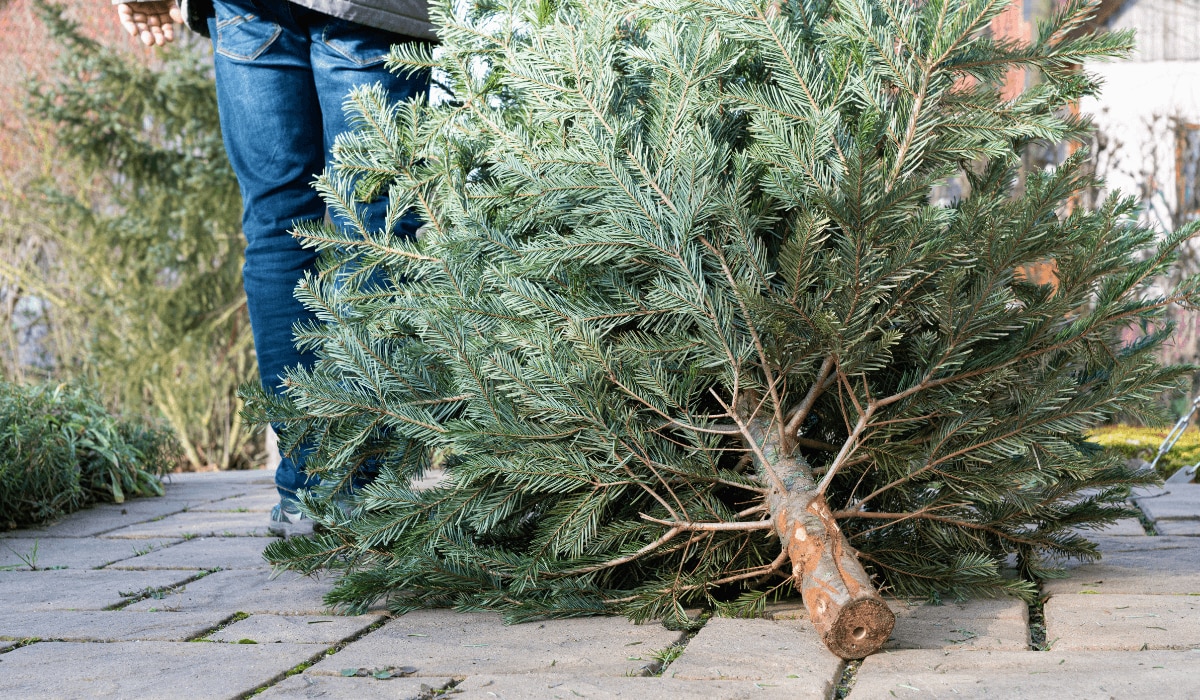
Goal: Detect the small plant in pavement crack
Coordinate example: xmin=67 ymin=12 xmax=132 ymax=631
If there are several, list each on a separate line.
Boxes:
xmin=243 ymin=618 xmax=390 ymax=697
xmin=108 ymin=569 xmax=221 ymax=610
xmin=0 ymin=637 xmax=41 ymax=653
xmin=5 ymin=540 xmax=40 ymax=570
xmin=131 ymin=543 xmax=158 ymax=557
xmin=650 ymin=643 xmax=685 ymax=674
xmin=188 ymin=611 xmax=251 ymax=642
xmin=119 ymin=586 xmax=169 ymax=601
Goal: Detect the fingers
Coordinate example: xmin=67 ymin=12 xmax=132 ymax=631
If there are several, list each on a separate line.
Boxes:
xmin=145 ymin=12 xmax=166 ymax=46
xmin=115 ymin=2 xmax=179 ymax=46
xmin=116 ymin=4 xmax=139 ymax=38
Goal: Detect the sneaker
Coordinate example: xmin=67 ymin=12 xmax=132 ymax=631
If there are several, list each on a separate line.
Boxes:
xmin=267 ymin=499 xmax=314 ymax=538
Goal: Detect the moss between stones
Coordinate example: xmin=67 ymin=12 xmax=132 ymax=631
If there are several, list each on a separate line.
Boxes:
xmin=1090 ymin=425 xmax=1200 ymax=479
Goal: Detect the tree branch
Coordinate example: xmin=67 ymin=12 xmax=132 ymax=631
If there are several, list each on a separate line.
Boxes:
xmin=640 ymin=514 xmax=774 ymax=531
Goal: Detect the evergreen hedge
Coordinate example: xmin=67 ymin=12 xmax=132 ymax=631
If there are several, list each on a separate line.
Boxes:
xmin=0 ymin=381 xmax=175 ymax=530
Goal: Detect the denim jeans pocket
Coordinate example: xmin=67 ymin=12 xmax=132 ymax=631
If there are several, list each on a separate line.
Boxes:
xmin=320 ymin=19 xmax=395 ymax=67
xmin=216 ymin=13 xmax=282 ymax=61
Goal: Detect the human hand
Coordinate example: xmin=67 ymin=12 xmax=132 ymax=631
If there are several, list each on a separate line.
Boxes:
xmin=116 ymin=2 xmax=182 ymax=47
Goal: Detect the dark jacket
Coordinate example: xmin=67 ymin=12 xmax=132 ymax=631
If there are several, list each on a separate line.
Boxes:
xmin=123 ymin=0 xmax=435 ymax=41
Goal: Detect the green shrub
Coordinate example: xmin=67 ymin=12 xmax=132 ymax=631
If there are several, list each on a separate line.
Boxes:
xmin=0 ymin=381 xmax=175 ymax=529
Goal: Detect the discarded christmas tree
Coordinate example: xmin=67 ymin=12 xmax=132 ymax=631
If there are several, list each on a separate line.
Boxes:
xmin=257 ymin=0 xmax=1199 ymax=659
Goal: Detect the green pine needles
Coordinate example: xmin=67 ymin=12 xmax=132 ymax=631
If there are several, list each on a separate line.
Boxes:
xmin=256 ymin=0 xmax=1199 ymax=630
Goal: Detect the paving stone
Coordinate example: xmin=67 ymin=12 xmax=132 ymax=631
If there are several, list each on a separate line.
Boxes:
xmin=1157 ymin=520 xmax=1200 ymax=536
xmin=1086 ymin=518 xmax=1147 ymax=536
xmin=107 ymin=536 xmax=271 ymax=570
xmin=2 ymin=501 xmax=195 ymax=539
xmin=155 ymin=481 xmax=259 ymax=505
xmin=163 ymin=468 xmax=274 ymax=485
xmin=0 ymin=569 xmax=198 ymax=612
xmin=102 ymin=511 xmax=275 ymax=539
xmin=208 ymin=614 xmax=382 ymax=644
xmin=92 ymin=498 xmax=202 ymax=518
xmin=766 ymin=597 xmax=1027 ymax=651
xmin=666 ymin=617 xmax=842 ymax=692
xmin=190 ymin=492 xmax=278 ymax=513
xmin=1045 ymin=594 xmax=1200 ymax=651
xmin=5 ymin=495 xmax=266 ymax=540
xmin=306 ymin=610 xmax=683 ymax=678
xmin=847 ymin=649 xmax=1200 ymax=699
xmin=1131 ymin=484 xmax=1166 ymax=500
xmin=159 ymin=488 xmax=255 ymax=504
xmin=0 ymin=641 xmax=319 ymax=699
xmin=760 ymin=600 xmax=810 ymax=620
xmin=257 ymin=675 xmax=453 ymax=699
xmin=0 ymin=536 xmax=180 ymax=570
xmin=1092 ymin=535 xmax=1200 ymax=553
xmin=0 ymin=610 xmax=224 ymax=642
xmin=1132 ymin=485 xmax=1200 ymax=511
xmin=1043 ymin=536 xmax=1200 ymax=595
xmin=9 ymin=515 xmax=158 ymax=539
xmin=1134 ymin=484 xmax=1200 ymax=521
xmin=125 ymin=569 xmax=337 ymax=615
xmin=453 ymin=675 xmax=831 ymax=699
xmin=883 ymin=598 xmax=1029 ymax=651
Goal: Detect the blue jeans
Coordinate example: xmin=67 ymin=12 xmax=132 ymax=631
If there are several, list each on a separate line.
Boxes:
xmin=209 ymin=0 xmax=428 ymax=501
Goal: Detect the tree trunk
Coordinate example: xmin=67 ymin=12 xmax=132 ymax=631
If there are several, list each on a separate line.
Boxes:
xmin=747 ymin=420 xmax=894 ymax=659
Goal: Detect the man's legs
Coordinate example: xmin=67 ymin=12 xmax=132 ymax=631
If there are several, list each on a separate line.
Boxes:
xmin=209 ymin=0 xmax=325 ymax=513
xmin=307 ymin=18 xmax=430 ymax=489
xmin=209 ymin=0 xmax=428 ymax=525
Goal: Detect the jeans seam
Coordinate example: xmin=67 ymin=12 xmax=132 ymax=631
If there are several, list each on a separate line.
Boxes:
xmin=320 ymin=23 xmax=388 ymax=67
xmin=215 ymin=12 xmax=256 ymax=30
xmin=216 ymin=21 xmax=282 ymax=61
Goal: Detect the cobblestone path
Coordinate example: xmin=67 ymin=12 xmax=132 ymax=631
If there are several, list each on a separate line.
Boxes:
xmin=1 ymin=469 xmax=1198 ymax=699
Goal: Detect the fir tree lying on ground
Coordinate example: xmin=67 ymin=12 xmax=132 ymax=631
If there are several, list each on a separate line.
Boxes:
xmin=256 ymin=0 xmax=1199 ymax=658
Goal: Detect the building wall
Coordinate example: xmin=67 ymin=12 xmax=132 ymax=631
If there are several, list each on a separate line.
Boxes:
xmin=1082 ymin=0 xmax=1200 ymax=369
xmin=1109 ymin=0 xmax=1200 ymax=61
xmin=0 ymin=0 xmax=159 ymax=377
xmin=1081 ymin=0 xmax=1200 ymax=229
xmin=1082 ymin=61 xmax=1200 ymax=230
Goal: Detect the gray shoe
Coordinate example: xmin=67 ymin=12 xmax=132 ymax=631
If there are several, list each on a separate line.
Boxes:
xmin=267 ymin=499 xmax=314 ymax=538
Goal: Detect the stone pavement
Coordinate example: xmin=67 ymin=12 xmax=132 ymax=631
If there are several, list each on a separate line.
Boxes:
xmin=0 ymin=470 xmax=1198 ymax=699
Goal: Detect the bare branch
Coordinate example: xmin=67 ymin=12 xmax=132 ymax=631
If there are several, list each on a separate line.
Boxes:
xmin=814 ymin=402 xmax=875 ymax=496
xmin=701 ymin=235 xmax=788 ymax=447
xmin=710 ymin=388 xmax=788 ymax=494
xmin=784 ymin=355 xmax=836 ymax=437
xmin=640 ymin=514 xmax=774 ymax=531
xmin=563 ymin=527 xmax=682 ymax=575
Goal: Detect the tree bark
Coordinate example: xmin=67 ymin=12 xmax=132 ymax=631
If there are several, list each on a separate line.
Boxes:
xmin=747 ymin=420 xmax=894 ymax=659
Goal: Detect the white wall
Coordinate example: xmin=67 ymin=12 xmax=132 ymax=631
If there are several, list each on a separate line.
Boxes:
xmin=1109 ymin=0 xmax=1200 ymax=62
xmin=1081 ymin=61 xmax=1200 ymax=231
